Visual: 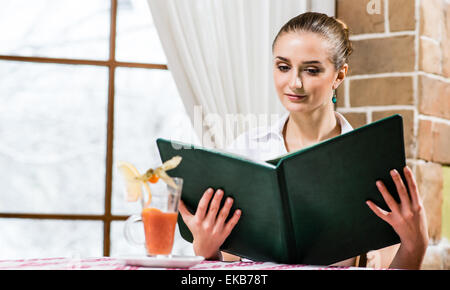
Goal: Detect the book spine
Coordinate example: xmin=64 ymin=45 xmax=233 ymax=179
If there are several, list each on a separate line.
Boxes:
xmin=275 ymin=164 xmax=297 ymax=263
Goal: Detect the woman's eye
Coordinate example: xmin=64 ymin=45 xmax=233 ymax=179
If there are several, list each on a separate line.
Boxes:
xmin=305 ymin=68 xmax=320 ymax=75
xmin=278 ymin=65 xmax=290 ymax=72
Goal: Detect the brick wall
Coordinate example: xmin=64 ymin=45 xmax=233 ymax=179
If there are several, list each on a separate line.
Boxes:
xmin=336 ymin=0 xmax=450 ymax=242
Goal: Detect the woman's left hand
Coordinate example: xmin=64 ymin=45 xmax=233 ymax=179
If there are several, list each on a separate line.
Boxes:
xmin=366 ymin=166 xmax=429 ymax=269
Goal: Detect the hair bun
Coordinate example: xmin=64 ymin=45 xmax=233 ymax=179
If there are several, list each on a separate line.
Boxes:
xmin=335 ymin=18 xmax=353 ymax=58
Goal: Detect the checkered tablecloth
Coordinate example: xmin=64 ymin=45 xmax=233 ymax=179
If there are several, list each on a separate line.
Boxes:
xmin=0 ymin=257 xmax=368 ymax=270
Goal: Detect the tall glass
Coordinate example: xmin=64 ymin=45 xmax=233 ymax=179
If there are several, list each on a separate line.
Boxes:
xmin=124 ymin=177 xmax=183 ymax=256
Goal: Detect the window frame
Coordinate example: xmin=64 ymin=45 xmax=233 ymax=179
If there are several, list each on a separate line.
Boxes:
xmin=0 ymin=0 xmax=168 ymax=256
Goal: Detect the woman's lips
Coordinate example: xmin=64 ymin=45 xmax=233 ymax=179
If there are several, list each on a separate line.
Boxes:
xmin=285 ymin=93 xmax=307 ymax=101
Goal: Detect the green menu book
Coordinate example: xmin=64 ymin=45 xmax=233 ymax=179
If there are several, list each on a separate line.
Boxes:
xmin=156 ymin=114 xmax=405 ymax=265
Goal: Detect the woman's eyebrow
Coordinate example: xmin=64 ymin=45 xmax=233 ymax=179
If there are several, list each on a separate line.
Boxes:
xmin=275 ymin=57 xmax=322 ymax=65
xmin=302 ymin=60 xmax=322 ymax=65
xmin=275 ymin=56 xmax=290 ymax=62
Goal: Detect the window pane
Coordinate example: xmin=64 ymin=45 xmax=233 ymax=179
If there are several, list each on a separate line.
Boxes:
xmin=0 ymin=61 xmax=108 ymax=214
xmin=0 ymin=219 xmax=103 ymax=259
xmin=116 ymin=0 xmax=167 ymax=64
xmin=110 ymin=221 xmax=194 ymax=257
xmin=112 ymin=67 xmax=196 ymax=215
xmin=0 ymin=0 xmax=110 ymax=60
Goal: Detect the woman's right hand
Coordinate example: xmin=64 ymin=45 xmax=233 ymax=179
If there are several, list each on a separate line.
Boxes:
xmin=178 ymin=187 xmax=241 ymax=260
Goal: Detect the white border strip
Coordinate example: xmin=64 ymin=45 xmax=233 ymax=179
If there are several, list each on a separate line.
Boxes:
xmin=419 ymin=114 xmax=450 ymax=126
xmin=349 ymin=31 xmax=415 ymax=41
xmin=348 ymin=72 xmax=416 ymax=80
xmin=418 ymin=71 xmax=450 ymax=83
xmin=337 ymin=105 xmax=416 ymax=115
xmin=346 ymin=71 xmax=450 ymax=83
xmin=420 ymin=35 xmax=440 ymax=46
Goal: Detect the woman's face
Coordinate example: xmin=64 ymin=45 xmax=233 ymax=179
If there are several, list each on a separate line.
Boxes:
xmin=273 ymin=31 xmax=340 ymax=113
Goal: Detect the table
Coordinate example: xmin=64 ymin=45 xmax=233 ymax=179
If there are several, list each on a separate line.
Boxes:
xmin=0 ymin=257 xmax=368 ymax=270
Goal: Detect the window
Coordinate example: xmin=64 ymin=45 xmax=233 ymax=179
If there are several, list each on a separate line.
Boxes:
xmin=0 ymin=0 xmax=195 ymax=258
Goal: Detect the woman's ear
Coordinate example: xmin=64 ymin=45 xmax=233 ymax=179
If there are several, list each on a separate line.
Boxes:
xmin=333 ymin=64 xmax=348 ymax=90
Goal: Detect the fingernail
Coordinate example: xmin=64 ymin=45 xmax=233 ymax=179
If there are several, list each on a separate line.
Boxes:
xmin=235 ymin=210 xmax=241 ymax=216
xmin=227 ymin=197 xmax=233 ymax=204
xmin=390 ymin=169 xmax=397 ymax=175
xmin=216 ymin=189 xmax=223 ymax=195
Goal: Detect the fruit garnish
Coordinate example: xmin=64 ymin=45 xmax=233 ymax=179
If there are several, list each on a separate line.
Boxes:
xmin=116 ymin=161 xmax=152 ymax=205
xmin=116 ymin=156 xmax=182 ymax=207
xmin=160 ymin=156 xmax=182 ymax=171
xmin=139 ymin=156 xmax=182 ymax=189
xmin=148 ymin=174 xmax=160 ymax=183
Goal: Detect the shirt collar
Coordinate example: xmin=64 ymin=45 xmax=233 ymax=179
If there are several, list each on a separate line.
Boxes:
xmin=336 ymin=111 xmax=354 ymax=134
xmin=248 ymin=112 xmax=289 ymax=140
xmin=250 ymin=111 xmax=353 ymax=140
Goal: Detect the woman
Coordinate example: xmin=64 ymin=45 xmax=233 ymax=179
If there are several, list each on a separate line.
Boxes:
xmin=178 ymin=12 xmax=429 ymax=269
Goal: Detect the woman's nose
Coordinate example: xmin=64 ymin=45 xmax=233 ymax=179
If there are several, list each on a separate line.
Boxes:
xmin=288 ymin=73 xmax=302 ymax=90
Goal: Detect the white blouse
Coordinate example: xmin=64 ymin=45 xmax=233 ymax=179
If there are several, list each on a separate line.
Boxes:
xmin=227 ymin=111 xmax=354 ymax=160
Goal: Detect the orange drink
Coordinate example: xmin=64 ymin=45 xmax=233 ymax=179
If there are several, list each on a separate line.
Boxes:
xmin=142 ymin=208 xmax=178 ymax=255
xmin=124 ymin=177 xmax=183 ymax=256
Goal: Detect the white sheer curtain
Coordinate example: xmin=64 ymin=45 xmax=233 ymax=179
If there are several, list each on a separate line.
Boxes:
xmin=146 ymin=0 xmax=335 ymax=148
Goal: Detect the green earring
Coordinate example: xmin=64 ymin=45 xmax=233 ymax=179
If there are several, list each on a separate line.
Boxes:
xmin=332 ymin=90 xmax=337 ymax=104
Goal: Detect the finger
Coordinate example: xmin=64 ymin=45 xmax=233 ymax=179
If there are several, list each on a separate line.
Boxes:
xmin=366 ymin=200 xmax=392 ymax=224
xmin=178 ymin=200 xmax=193 ymax=224
xmin=403 ymin=166 xmax=421 ymax=208
xmin=390 ymin=169 xmax=411 ymax=207
xmin=195 ymin=188 xmax=214 ymax=220
xmin=214 ymin=197 xmax=234 ymax=229
xmin=223 ymin=209 xmax=241 ymax=237
xmin=205 ymin=189 xmax=224 ymax=223
xmin=376 ymin=180 xmax=400 ymax=213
